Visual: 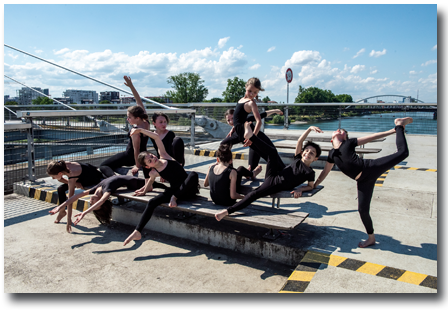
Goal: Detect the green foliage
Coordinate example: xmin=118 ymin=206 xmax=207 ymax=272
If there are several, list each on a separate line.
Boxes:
xmin=203 ymin=97 xmax=223 ymax=103
xmin=5 ymin=101 xmax=18 ymax=105
xmin=271 ymin=115 xmax=291 ymax=124
xmin=32 ymin=96 xmax=54 ymax=105
xmin=166 ymin=72 xmax=209 ymax=103
xmin=222 ymin=77 xmax=246 ymax=102
xmin=335 ymin=94 xmax=353 ymax=103
xmin=262 ymin=96 xmax=271 ymax=103
xmin=178 ymin=116 xmax=191 ymax=126
xmin=99 ymin=100 xmax=110 ymax=104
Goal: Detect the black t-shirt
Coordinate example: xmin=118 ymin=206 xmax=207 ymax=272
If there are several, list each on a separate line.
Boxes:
xmin=327 ymin=138 xmax=364 ymax=180
xmin=89 ymin=175 xmax=145 ymax=194
xmin=150 ymin=130 xmax=176 ymax=158
xmin=280 ymin=154 xmax=315 ymax=188
xmin=209 ymin=166 xmax=236 ymax=206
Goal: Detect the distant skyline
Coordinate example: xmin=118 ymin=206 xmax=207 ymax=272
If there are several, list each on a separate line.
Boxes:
xmin=4 ymin=4 xmax=437 ymax=103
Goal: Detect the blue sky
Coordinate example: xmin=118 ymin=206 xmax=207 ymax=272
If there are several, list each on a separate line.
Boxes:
xmin=3 ymin=4 xmax=438 ymax=103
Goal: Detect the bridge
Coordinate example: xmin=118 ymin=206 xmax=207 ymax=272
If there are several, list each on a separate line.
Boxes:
xmin=355 ymin=94 xmax=425 ymax=103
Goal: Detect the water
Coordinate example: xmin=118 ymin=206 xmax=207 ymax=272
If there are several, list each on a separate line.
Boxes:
xmin=266 ymin=112 xmax=437 ymax=135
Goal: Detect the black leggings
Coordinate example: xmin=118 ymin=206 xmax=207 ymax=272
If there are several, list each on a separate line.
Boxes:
xmin=235 ymin=166 xmax=253 ymax=192
xmin=227 ymin=134 xmax=286 ymax=215
xmin=135 ymin=171 xmax=199 ymax=232
xmin=100 ymin=152 xmax=136 ymax=178
xmin=172 ymin=137 xmax=185 ymax=167
xmin=356 ymin=125 xmax=409 ymax=234
xmin=57 ymin=184 xmax=69 ymax=205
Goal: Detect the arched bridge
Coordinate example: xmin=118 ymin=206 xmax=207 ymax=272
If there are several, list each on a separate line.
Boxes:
xmin=355 ymin=94 xmax=425 ymax=103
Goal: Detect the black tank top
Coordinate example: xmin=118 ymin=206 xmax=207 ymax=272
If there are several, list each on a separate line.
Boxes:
xmin=150 ymin=130 xmax=176 ymax=158
xmin=68 ymin=163 xmax=104 ymax=188
xmin=209 ymin=166 xmax=236 ymax=206
xmin=154 ymin=159 xmax=188 ymax=191
xmin=233 ymin=101 xmax=251 ymax=127
xmin=327 ymin=138 xmax=364 ymax=180
xmin=125 ymin=127 xmax=149 ymax=156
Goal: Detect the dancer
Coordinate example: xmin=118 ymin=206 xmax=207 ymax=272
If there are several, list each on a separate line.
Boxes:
xmin=215 ymin=122 xmax=322 ymax=221
xmin=46 ymin=160 xmax=104 ymax=230
xmin=99 ymin=76 xmax=150 ymax=178
xmin=225 ymin=108 xmax=283 ymax=175
xmin=314 ymin=117 xmax=413 ymax=248
xmin=220 ymin=78 xmax=279 ymax=168
xmin=150 ymin=112 xmax=185 ymax=167
xmin=49 ymin=175 xmax=166 ymax=233
xmin=204 ymin=144 xmax=260 ymax=206
xmin=122 ymin=127 xmax=199 ymax=246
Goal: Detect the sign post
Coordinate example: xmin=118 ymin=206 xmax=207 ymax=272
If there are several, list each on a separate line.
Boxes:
xmin=285 ymin=68 xmax=293 ymax=129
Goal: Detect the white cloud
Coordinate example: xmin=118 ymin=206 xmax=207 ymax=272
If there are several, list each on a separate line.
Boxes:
xmin=249 ymin=64 xmax=261 ymax=70
xmin=353 ymin=48 xmax=365 ymax=59
xmin=350 ymin=65 xmax=365 ymax=74
xmin=343 ymin=47 xmax=349 ymax=52
xmin=218 ymin=37 xmax=230 ymax=49
xmin=54 ymin=48 xmax=70 ymax=55
xmin=267 ymin=46 xmax=276 ymax=52
xmin=369 ymin=49 xmax=387 ymax=57
xmin=421 ymin=60 xmax=437 ymax=66
xmin=370 ymin=69 xmax=378 ymax=74
xmin=35 ymin=50 xmax=43 ymax=54
xmin=409 ymin=70 xmax=417 ymax=75
xmin=432 ymin=45 xmax=437 ymax=50
xmin=7 ymin=52 xmax=18 ymax=59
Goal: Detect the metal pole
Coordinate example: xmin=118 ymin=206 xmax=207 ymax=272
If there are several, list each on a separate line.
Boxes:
xmin=5 ymin=44 xmax=174 ymax=110
xmin=284 ymin=106 xmax=289 ymax=130
xmin=26 ymin=118 xmax=36 ymax=182
xmin=190 ymin=110 xmax=196 ymax=148
xmin=338 ymin=108 xmax=342 ymax=129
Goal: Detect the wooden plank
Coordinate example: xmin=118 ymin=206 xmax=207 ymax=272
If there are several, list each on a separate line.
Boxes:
xmin=112 ymin=189 xmax=308 ymax=230
xmin=269 ymin=134 xmax=385 ymax=143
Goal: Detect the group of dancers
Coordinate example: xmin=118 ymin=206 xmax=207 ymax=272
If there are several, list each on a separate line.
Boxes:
xmin=48 ymin=76 xmax=413 ymax=248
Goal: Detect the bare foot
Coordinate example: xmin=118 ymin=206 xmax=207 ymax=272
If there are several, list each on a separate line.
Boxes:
xmin=358 ymin=234 xmax=376 ymax=248
xmin=215 ymin=210 xmax=228 ymax=221
xmin=123 ymin=230 xmax=142 ymax=246
xmin=243 ymin=121 xmax=253 ymax=140
xmin=169 ymin=196 xmax=177 ymax=208
xmin=251 ymin=165 xmax=263 ymax=179
xmin=394 ymin=117 xmax=413 ymax=127
xmin=54 ymin=209 xmax=67 ymax=223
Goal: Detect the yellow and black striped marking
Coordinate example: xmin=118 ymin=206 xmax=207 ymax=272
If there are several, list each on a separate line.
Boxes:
xmin=394 ymin=166 xmax=437 ymax=172
xmin=193 ymin=149 xmax=246 ymax=160
xmin=375 ymin=169 xmax=390 ymax=187
xmin=28 ymin=184 xmax=90 ymax=212
xmin=279 ymin=250 xmax=437 ymax=293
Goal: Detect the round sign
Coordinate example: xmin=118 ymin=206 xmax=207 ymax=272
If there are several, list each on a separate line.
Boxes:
xmin=286 ymin=68 xmax=293 ymax=83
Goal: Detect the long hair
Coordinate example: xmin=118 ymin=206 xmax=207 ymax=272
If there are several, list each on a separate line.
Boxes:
xmin=128 ymin=105 xmax=149 ymax=121
xmin=93 ymin=199 xmax=113 ymax=225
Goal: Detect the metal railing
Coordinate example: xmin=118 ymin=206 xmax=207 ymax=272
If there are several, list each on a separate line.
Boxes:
xmin=4 ymin=102 xmax=437 ymax=194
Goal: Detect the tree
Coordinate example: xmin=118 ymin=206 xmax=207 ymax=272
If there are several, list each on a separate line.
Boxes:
xmin=335 ymin=94 xmax=353 ymax=103
xmin=222 ymin=77 xmax=246 ymax=102
xmin=166 ymin=72 xmax=208 ymax=103
xmin=262 ymin=96 xmax=271 ymax=103
xmin=295 ymin=85 xmax=337 ymax=103
xmin=99 ymin=100 xmax=110 ymax=104
xmin=32 ymin=96 xmax=54 ymax=105
xmin=5 ymin=101 xmax=18 ymax=105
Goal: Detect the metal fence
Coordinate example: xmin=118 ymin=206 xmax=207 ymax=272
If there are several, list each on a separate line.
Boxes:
xmin=4 ymin=102 xmax=437 ymax=194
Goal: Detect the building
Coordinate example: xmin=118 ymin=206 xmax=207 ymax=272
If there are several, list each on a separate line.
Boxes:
xmin=53 ymin=97 xmax=73 ymax=105
xmin=16 ymin=87 xmax=50 ymax=105
xmin=100 ymin=91 xmax=120 ymax=104
xmin=63 ymin=89 xmax=98 ymax=104
xmin=4 ymin=95 xmax=19 ymax=104
xmin=121 ymin=96 xmax=136 ymax=104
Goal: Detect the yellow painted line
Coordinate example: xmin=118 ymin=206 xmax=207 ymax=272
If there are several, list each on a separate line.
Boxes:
xmin=288 ymin=271 xmax=316 ymax=282
xmin=375 ymin=183 xmax=383 ymax=187
xmin=209 ymin=150 xmax=216 ymax=157
xmin=407 ymin=167 xmax=418 ymax=170
xmin=45 ymin=191 xmax=55 ymax=203
xmin=328 ymin=254 xmax=347 ymax=267
xmin=397 ymin=271 xmax=429 ymax=285
xmin=34 ymin=189 xmax=41 ymax=200
xmin=278 ymin=291 xmax=301 ymax=294
xmin=356 ymin=263 xmax=385 ymax=276
xmin=426 ymin=169 xmax=437 ymax=172
xmin=376 ymin=178 xmax=385 ymax=181
xmin=73 ymin=200 xmax=78 ymax=209
xmin=83 ymin=202 xmax=89 ymax=211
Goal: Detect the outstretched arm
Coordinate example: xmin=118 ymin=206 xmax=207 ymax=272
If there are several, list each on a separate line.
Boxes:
xmin=130 ymin=132 xmax=143 ymax=175
xmin=49 ymin=189 xmax=91 ymax=216
xmin=357 ymin=128 xmax=395 ymax=146
xmin=314 ymin=162 xmax=334 ymax=189
xmin=131 ymin=128 xmax=173 ymax=160
xmin=295 ymin=126 xmax=323 ymax=156
xmin=73 ymin=191 xmax=111 ymax=226
xmin=134 ymin=170 xmax=159 ymax=196
xmin=291 ymin=181 xmax=315 ymax=198
xmin=124 ymin=76 xmax=146 ymax=112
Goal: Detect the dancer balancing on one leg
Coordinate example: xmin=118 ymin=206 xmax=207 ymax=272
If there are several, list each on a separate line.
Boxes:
xmin=215 ymin=122 xmax=322 ymax=221
xmin=150 ymin=112 xmax=185 ymax=168
xmin=204 ymin=144 xmax=258 ymax=206
xmin=46 ymin=160 xmax=104 ymax=231
xmin=314 ymin=117 xmax=413 ymax=248
xmin=49 ymin=175 xmax=167 ymax=233
xmin=224 ymin=108 xmax=282 ymax=178
xmin=220 ymin=78 xmax=280 ymax=172
xmin=122 ymin=127 xmax=199 ymax=246
xmin=99 ymin=76 xmax=150 ymax=178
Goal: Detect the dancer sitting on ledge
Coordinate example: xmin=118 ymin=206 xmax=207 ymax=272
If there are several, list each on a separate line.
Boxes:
xmin=122 ymin=127 xmax=199 ymax=246
xmin=314 ymin=117 xmax=413 ymax=248
xmin=215 ymin=122 xmax=322 ymax=221
xmin=204 ymin=144 xmax=260 ymax=206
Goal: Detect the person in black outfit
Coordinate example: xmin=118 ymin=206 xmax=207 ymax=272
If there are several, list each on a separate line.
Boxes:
xmin=122 ymin=127 xmax=199 ymax=246
xmin=47 ymin=160 xmax=104 ymax=232
xmin=204 ymin=144 xmax=254 ymax=206
xmin=220 ymin=78 xmax=281 ymax=177
xmin=49 ymin=175 xmax=167 ymax=232
xmin=224 ymin=108 xmax=282 ymax=177
xmin=314 ymin=117 xmax=413 ymax=248
xmin=215 ymin=122 xmax=322 ymax=221
xmin=150 ymin=112 xmax=185 ymax=168
xmin=99 ymin=76 xmax=151 ymax=178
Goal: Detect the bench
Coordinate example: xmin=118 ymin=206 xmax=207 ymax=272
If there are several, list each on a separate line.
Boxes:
xmin=273 ymin=143 xmax=382 ymax=158
xmin=269 ymin=134 xmax=386 ymax=143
